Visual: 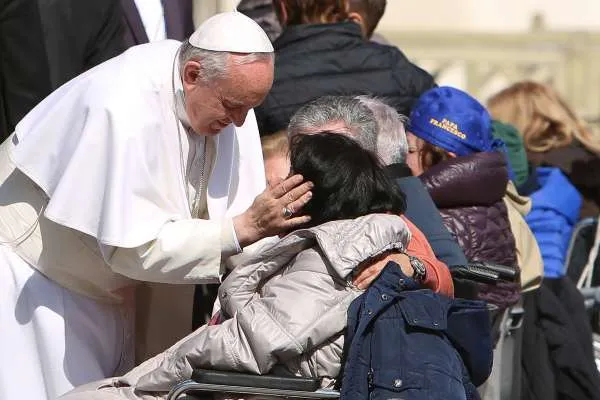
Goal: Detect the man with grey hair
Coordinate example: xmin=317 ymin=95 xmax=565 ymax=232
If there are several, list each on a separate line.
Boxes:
xmin=290 ymin=96 xmax=467 ymax=267
xmin=0 ymin=12 xmax=314 ymax=399
xmin=288 ymin=95 xmax=378 ymax=152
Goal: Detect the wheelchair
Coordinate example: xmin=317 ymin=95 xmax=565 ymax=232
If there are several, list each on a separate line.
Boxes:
xmin=167 ymin=369 xmax=340 ymax=399
xmin=170 ymin=262 xmax=520 ymax=400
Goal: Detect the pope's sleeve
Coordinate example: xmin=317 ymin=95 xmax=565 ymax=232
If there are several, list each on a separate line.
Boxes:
xmin=102 ymin=217 xmax=241 ymax=284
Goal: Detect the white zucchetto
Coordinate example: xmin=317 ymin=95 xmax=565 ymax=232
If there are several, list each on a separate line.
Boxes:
xmin=189 ymin=11 xmax=274 ymax=53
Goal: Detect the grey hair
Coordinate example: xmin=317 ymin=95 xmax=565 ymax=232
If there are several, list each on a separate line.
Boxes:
xmin=178 ymin=40 xmax=274 ymax=82
xmin=288 ymin=96 xmax=378 ymax=153
xmin=356 ymin=96 xmax=408 ymax=165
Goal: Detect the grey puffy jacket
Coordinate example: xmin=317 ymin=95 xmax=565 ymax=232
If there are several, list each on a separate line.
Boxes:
xmin=60 ymin=214 xmax=410 ymax=400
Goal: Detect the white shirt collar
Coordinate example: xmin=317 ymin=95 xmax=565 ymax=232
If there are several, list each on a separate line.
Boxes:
xmin=173 ymin=55 xmax=192 ymax=128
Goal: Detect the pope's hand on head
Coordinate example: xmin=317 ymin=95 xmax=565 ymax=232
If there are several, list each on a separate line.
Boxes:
xmin=233 ymin=174 xmax=313 ymax=247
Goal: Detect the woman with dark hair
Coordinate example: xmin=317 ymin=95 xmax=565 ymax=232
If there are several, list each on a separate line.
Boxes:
xmin=61 ymin=133 xmax=458 ymax=399
xmin=289 ymin=132 xmax=407 ymax=225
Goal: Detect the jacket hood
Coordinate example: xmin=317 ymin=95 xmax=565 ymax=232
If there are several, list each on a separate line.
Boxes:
xmin=230 ymin=213 xmax=410 ymax=280
xmin=531 ymin=167 xmax=582 ymax=224
xmin=420 ymin=151 xmax=509 ymax=208
xmin=308 ymin=214 xmax=410 ymax=277
xmin=219 ymin=214 xmax=410 ymax=318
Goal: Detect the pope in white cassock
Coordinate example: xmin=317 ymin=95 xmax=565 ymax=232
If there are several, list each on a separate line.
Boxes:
xmin=0 ymin=12 xmax=314 ymax=400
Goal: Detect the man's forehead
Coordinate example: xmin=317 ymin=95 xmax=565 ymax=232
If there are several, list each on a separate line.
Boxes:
xmin=305 ymin=120 xmax=352 ymax=135
xmin=218 ymin=63 xmax=273 ymax=106
xmin=217 ymin=81 xmax=261 ymax=106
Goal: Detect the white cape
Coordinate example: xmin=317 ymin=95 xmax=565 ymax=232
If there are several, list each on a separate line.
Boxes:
xmin=10 ymin=41 xmax=265 ymax=248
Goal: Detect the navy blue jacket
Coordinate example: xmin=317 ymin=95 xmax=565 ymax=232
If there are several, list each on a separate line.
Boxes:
xmin=339 ymin=263 xmax=492 ymax=400
xmin=393 ymin=173 xmax=468 ymax=267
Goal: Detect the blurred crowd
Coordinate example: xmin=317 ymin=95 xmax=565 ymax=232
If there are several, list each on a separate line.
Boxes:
xmin=1 ymin=1 xmax=600 ymax=400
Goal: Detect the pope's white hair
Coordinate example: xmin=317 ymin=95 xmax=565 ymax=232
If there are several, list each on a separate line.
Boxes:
xmin=178 ymin=40 xmax=274 ymax=82
xmin=356 ymin=96 xmax=408 ymax=165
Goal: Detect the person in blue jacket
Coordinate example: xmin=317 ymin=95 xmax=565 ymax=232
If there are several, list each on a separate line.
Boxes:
xmin=492 ymin=121 xmax=582 ymax=277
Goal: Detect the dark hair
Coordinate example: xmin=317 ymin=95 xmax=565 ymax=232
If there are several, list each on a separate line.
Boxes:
xmin=290 ymin=132 xmax=406 ymax=226
xmin=277 ymin=0 xmax=350 ymax=26
xmin=420 ymin=140 xmax=452 ymax=170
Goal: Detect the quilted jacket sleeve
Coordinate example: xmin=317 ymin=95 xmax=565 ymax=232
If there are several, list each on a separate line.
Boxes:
xmin=391 ymin=48 xmax=436 ymax=113
xmin=130 ymin=255 xmax=356 ymax=392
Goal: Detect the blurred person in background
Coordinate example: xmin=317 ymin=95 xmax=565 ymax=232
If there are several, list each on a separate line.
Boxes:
xmin=255 ymin=0 xmax=435 ymax=136
xmin=237 ymin=0 xmax=282 ymax=42
xmin=37 ymin=0 xmax=124 ymax=91
xmin=488 ymin=113 xmax=600 ymax=400
xmin=288 ymin=96 xmax=467 ymax=268
xmin=492 ymin=120 xmax=582 ymax=279
xmin=0 ymin=0 xmax=51 ymax=140
xmin=0 ymin=0 xmax=123 ymax=140
xmin=488 ymin=81 xmax=600 ymax=218
xmin=261 ymin=130 xmax=290 ymax=188
xmin=238 ymin=0 xmax=388 ymax=44
xmin=120 ymin=0 xmax=194 ymax=48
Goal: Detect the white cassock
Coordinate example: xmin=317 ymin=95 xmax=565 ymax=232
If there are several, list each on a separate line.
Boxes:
xmin=0 ymin=40 xmax=266 ymax=399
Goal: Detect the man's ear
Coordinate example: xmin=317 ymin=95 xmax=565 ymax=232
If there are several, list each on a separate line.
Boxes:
xmin=348 ymin=11 xmax=367 ymax=38
xmin=273 ymin=0 xmax=288 ymax=27
xmin=447 ymin=151 xmax=457 ymax=158
xmin=182 ymin=60 xmax=202 ymax=87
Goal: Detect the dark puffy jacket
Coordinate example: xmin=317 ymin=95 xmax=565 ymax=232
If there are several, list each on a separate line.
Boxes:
xmin=255 ymin=22 xmax=436 ymax=135
xmin=420 ymin=152 xmax=519 ymax=307
xmin=340 ymin=263 xmax=492 ymax=400
xmin=521 ymin=278 xmax=600 ymax=400
xmin=385 ymin=164 xmax=467 ymax=267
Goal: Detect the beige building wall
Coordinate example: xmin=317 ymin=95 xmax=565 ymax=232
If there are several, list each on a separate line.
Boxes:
xmin=193 ymin=0 xmax=239 ymax=27
xmin=378 ymin=0 xmax=600 ymax=32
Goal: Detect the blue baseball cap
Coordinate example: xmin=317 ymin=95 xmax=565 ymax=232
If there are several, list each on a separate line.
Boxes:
xmin=408 ymin=86 xmax=503 ymax=156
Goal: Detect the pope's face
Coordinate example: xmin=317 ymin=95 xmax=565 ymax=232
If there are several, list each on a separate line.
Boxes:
xmin=183 ymin=55 xmax=274 ymax=135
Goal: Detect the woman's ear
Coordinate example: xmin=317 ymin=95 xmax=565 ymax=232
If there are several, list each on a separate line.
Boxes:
xmin=447 ymin=151 xmax=457 ymax=158
xmin=348 ymin=11 xmax=368 ymax=38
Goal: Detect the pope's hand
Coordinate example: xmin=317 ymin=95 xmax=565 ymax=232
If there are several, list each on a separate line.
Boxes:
xmin=233 ymin=174 xmax=313 ymax=247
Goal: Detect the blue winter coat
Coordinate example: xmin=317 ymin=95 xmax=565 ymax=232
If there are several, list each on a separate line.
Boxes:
xmin=339 ymin=263 xmax=493 ymax=400
xmin=526 ymin=167 xmax=582 ymax=278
